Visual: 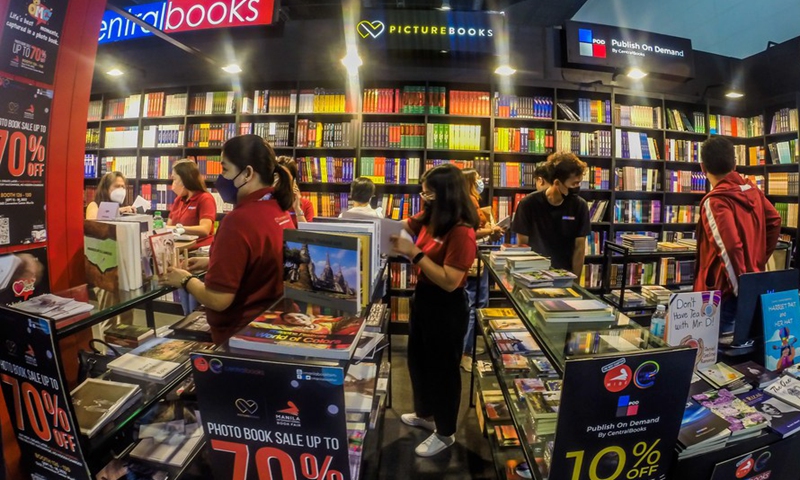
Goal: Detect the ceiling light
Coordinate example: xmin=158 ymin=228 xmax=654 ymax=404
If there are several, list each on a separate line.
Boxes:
xmin=106 ymin=68 xmax=124 ymax=77
xmin=725 ymin=90 xmax=744 ymax=99
xmin=627 ymin=68 xmax=648 ymax=80
xmin=222 ymin=64 xmax=242 ymax=74
xmin=341 ymin=52 xmax=363 ymax=70
xmin=440 ymin=50 xmax=449 ymax=54
xmin=494 ymin=65 xmax=516 ymax=76
xmin=438 ymin=0 xmax=451 ymax=10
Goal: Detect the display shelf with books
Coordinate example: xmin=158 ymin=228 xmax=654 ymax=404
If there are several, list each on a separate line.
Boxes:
xmin=469 ymin=252 xmax=684 ymax=480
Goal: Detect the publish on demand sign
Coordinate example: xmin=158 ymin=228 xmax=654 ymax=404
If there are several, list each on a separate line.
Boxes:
xmin=99 ymin=0 xmax=276 ymax=43
xmin=565 ymin=20 xmax=695 ymax=79
xmin=356 ymin=10 xmax=504 ymax=54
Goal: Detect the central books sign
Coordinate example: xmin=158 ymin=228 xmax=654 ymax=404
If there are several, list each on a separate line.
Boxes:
xmin=564 ymin=20 xmax=695 ymax=79
xmin=99 ymin=0 xmax=277 ymax=44
xmin=356 ymin=10 xmax=505 ymax=54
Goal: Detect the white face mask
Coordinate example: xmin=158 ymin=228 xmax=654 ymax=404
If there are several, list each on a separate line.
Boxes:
xmin=110 ymin=187 xmax=126 ymax=204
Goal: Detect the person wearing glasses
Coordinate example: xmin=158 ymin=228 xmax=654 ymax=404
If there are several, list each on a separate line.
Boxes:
xmin=390 ymin=164 xmax=479 ymax=457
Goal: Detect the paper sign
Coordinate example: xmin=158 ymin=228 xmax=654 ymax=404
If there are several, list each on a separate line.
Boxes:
xmin=97 ymin=202 xmax=119 ymax=220
xmin=133 ymin=195 xmax=151 ymax=212
xmin=666 ymin=291 xmax=721 ymax=370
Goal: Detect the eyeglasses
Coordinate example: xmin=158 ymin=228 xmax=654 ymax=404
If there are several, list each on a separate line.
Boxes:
xmin=420 ymin=191 xmax=435 ymax=202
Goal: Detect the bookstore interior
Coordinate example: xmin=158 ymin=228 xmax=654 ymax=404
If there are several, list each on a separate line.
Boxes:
xmin=7 ymin=0 xmax=800 ymax=479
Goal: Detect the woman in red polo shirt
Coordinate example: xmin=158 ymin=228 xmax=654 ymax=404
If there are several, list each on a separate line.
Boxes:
xmin=160 ymin=135 xmax=295 ymax=343
xmin=167 ymin=160 xmax=216 ymax=248
xmin=277 ymin=156 xmax=315 ymax=226
xmin=389 ymin=163 xmax=479 ymax=457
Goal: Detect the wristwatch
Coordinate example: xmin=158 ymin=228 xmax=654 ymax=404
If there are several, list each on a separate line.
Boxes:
xmin=412 ymin=252 xmax=425 ymax=265
xmin=180 ymin=274 xmax=193 ymax=289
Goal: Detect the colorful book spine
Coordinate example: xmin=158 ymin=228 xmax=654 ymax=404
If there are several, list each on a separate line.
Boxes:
xmin=556 ymin=130 xmax=611 ymax=156
xmin=493 ymin=93 xmax=553 ymax=119
xmin=493 ymin=127 xmax=553 ymax=154
xmin=361 ymin=123 xmax=425 ymax=148
xmin=614 ymin=200 xmax=662 ymax=223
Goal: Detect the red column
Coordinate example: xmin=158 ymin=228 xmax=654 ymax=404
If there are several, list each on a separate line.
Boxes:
xmin=0 ymin=0 xmax=106 ymax=477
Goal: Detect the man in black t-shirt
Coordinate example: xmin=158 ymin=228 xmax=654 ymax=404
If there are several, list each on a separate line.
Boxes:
xmin=512 ymin=152 xmax=590 ymax=274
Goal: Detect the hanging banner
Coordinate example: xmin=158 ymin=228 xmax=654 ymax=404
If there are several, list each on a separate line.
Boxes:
xmin=192 ymin=352 xmax=350 ymax=480
xmin=356 ymin=10 xmax=505 ymax=54
xmin=564 ymin=20 xmax=695 ymax=79
xmin=549 ymin=348 xmax=696 ymax=480
xmin=710 ymin=438 xmax=800 ymax=480
xmin=0 ymin=0 xmax=69 ymax=85
xmin=0 ymin=76 xmax=51 ymax=247
xmin=0 ymin=247 xmax=49 ymax=305
xmin=0 ymin=306 xmax=91 ymax=480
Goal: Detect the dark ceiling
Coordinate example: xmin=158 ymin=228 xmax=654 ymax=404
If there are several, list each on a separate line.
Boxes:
xmin=93 ymin=0 xmax=589 ymax=92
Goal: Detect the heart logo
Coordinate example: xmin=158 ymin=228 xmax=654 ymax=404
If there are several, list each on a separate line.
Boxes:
xmin=235 ymin=398 xmax=258 ymax=415
xmin=357 ymin=20 xmax=385 ymax=39
xmin=12 ymin=279 xmax=35 ymax=300
xmin=8 ymin=102 xmax=18 ymax=114
xmin=12 ymin=280 xmax=24 ymax=296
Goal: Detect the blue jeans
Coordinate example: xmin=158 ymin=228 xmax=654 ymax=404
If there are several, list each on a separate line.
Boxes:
xmin=463 ymin=269 xmax=490 ymax=354
xmin=179 ymin=289 xmax=199 ymax=316
xmin=720 ymin=295 xmax=738 ymax=335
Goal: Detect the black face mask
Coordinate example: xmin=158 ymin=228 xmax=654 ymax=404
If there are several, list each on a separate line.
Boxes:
xmin=566 ymin=186 xmax=581 ymax=196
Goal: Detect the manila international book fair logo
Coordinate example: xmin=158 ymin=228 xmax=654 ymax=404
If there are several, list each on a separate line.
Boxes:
xmin=357 ymin=20 xmax=386 ymax=39
xmin=579 ymin=28 xmax=606 ymax=58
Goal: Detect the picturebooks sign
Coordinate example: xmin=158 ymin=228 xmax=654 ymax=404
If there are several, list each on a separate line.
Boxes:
xmin=761 ymin=289 xmax=799 ymax=372
xmin=191 ymin=352 xmax=349 ymax=480
xmin=665 ymin=291 xmax=721 ymax=370
xmin=549 ymin=348 xmax=695 ymax=480
xmin=0 ymin=306 xmax=91 ymax=479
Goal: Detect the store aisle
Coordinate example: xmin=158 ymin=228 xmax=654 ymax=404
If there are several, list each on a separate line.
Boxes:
xmin=379 ymin=335 xmax=496 ymax=479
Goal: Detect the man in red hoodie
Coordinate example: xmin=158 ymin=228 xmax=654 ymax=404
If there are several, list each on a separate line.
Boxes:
xmin=695 ymin=137 xmax=782 ymax=338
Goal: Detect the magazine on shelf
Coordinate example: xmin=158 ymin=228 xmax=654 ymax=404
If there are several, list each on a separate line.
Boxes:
xmin=107 ymin=338 xmax=206 ymax=382
xmin=228 ymin=299 xmax=366 ymax=360
xmin=284 ymin=229 xmax=363 ymax=313
xmin=70 ymin=378 xmax=142 ymax=438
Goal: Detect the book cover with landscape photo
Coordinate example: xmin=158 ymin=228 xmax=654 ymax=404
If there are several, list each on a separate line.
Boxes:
xmin=84 ymin=220 xmax=119 ymax=291
xmin=284 ymin=230 xmax=361 ymax=313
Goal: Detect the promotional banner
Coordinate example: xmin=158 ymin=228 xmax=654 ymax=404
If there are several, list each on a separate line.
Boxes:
xmin=0 ymin=76 xmax=51 ymax=246
xmin=564 ymin=20 xmax=695 ymax=79
xmin=0 ymin=0 xmax=68 ymax=85
xmin=549 ymin=348 xmax=696 ymax=480
xmin=356 ymin=10 xmax=505 ymax=54
xmin=0 ymin=247 xmax=50 ymax=305
xmin=666 ymin=291 xmax=721 ymax=370
xmin=98 ymin=0 xmax=278 ymax=44
xmin=0 ymin=306 xmax=91 ymax=480
xmin=710 ymin=438 xmax=800 ymax=480
xmin=192 ymin=352 xmax=350 ymax=480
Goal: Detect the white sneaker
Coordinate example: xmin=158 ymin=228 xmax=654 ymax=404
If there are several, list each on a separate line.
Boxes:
xmin=400 ymin=413 xmax=435 ymax=431
xmin=460 ymin=355 xmax=473 ymax=372
xmin=415 ymin=432 xmax=455 ymax=457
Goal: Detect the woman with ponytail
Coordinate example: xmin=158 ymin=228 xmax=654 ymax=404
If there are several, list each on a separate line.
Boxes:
xmin=160 ymin=135 xmax=295 ymax=343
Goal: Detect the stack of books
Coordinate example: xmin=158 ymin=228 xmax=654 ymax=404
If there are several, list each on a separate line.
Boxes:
xmin=698 ymin=362 xmax=752 ymax=395
xmin=525 ymin=391 xmax=560 ymax=435
xmin=737 ymin=389 xmax=800 ymax=438
xmin=657 ymin=241 xmax=693 ymax=252
xmin=641 ymin=285 xmax=673 ymax=304
xmin=13 ymin=294 xmax=95 ymax=320
xmin=621 ymin=234 xmax=658 ymax=252
xmin=534 ymin=299 xmax=615 ymax=323
xmin=732 ymin=361 xmax=780 ymax=389
xmin=677 ymin=398 xmax=731 ymax=458
xmin=692 ymin=389 xmax=768 ymax=441
xmin=517 ymin=287 xmax=582 ymax=304
xmin=107 ymin=338 xmax=208 ymax=383
xmin=491 ymin=331 xmax=542 ymax=356
xmin=71 ymin=378 xmax=142 ymax=438
xmin=607 ymin=289 xmax=647 ymax=307
xmin=505 ymin=255 xmax=551 ymax=274
xmin=129 ymin=421 xmax=204 ymax=467
xmin=103 ymin=324 xmax=155 ymax=349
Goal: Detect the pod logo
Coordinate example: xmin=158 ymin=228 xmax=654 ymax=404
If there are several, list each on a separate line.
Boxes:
xmin=578 ymin=28 xmax=606 ymax=58
xmin=357 ymin=20 xmax=385 ymax=39
xmin=616 ymin=395 xmax=639 ymax=417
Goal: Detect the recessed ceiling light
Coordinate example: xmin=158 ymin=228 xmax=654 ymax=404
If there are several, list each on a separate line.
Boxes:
xmin=222 ymin=64 xmax=242 ymax=74
xmin=494 ymin=65 xmax=516 ymax=76
xmin=725 ymin=91 xmax=744 ymax=99
xmin=627 ymin=68 xmax=647 ymax=80
xmin=106 ymin=68 xmax=124 ymax=77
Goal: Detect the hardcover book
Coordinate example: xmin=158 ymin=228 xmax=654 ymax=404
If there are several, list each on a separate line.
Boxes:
xmin=761 ymin=289 xmax=799 ymax=372
xmin=228 ymin=301 xmax=366 ymax=360
xmin=737 ymin=389 xmax=800 ymax=438
xmin=70 ymin=378 xmax=141 ymax=438
xmin=284 ymin=229 xmax=362 ymax=313
xmin=107 ymin=338 xmax=206 ymax=382
xmin=495 ymin=424 xmax=520 ymax=447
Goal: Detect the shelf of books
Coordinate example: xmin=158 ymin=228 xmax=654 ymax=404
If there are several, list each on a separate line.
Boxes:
xmin=87 ymin=84 xmax=800 ymax=301
xmin=471 ymin=248 xmax=695 ymax=480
